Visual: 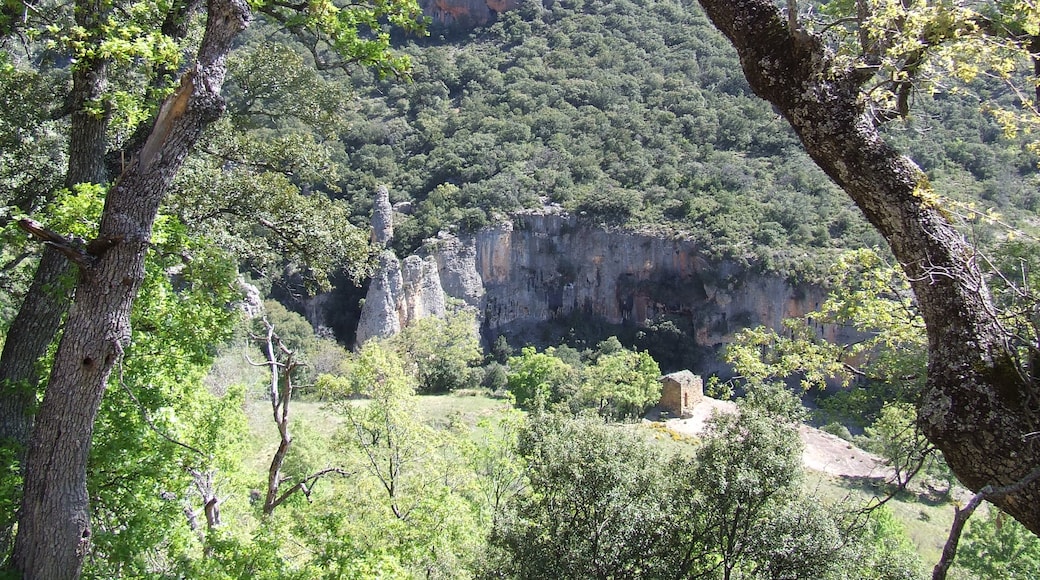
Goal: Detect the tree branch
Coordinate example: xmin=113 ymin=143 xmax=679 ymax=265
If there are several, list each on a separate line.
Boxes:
xmin=266 ymin=467 xmax=352 ymax=512
xmin=17 ymin=218 xmax=93 ymax=268
xmin=932 ymin=465 xmax=1040 ymax=580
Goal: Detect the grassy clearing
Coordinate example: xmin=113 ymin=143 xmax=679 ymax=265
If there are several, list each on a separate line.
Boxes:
xmin=803 ymin=469 xmax=957 ymax=565
xmin=416 ymin=391 xmax=513 ymax=428
xmin=240 ymin=391 xmax=509 ymax=470
xmin=238 ymin=389 xmax=955 ymax=566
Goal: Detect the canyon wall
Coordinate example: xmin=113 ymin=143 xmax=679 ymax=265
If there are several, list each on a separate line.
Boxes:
xmin=419 ymin=0 xmax=520 ymax=31
xmin=355 ymin=209 xmax=855 ymax=374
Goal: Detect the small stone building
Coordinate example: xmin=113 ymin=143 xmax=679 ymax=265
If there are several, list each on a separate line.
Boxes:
xmin=659 ymin=370 xmax=703 ymax=418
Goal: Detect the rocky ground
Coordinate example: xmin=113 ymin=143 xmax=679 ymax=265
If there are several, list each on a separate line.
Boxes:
xmin=662 ymin=396 xmax=892 ymax=480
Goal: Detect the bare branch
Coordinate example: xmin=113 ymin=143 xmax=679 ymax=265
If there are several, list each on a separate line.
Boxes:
xmin=17 ymin=218 xmax=93 ymax=268
xmin=266 ymin=467 xmax=353 ymax=512
xmin=933 ymin=465 xmax=1040 ymax=580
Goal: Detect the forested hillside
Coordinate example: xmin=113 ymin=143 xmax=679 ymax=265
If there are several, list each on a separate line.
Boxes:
xmin=323 ymin=0 xmax=1037 ymax=276
xmin=2 ymin=0 xmax=1040 ymax=578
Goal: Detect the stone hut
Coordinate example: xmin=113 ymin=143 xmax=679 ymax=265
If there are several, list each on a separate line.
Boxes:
xmin=659 ymin=370 xmax=703 ymax=418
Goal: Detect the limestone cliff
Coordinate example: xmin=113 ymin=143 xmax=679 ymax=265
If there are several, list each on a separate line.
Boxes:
xmin=347 ymin=193 xmax=852 ymax=372
xmin=419 ymin=0 xmax=520 ymax=31
xmin=352 ymin=209 xmax=856 ymax=372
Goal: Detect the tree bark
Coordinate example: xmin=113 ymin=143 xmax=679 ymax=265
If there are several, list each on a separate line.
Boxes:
xmin=0 ymin=250 xmax=71 ymax=451
xmin=0 ymin=0 xmax=112 ymax=457
xmin=11 ymin=1 xmax=251 ymax=577
xmin=695 ymin=0 xmax=1040 ymax=534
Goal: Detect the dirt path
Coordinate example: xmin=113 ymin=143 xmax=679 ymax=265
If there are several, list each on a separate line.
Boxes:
xmin=662 ymin=396 xmax=891 ymax=480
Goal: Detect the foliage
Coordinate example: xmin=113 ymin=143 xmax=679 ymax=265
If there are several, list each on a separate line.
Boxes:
xmin=460 ymin=409 xmax=526 ymax=524
xmin=506 ymin=338 xmax=661 ymax=418
xmin=390 ymin=308 xmax=483 ymax=394
xmin=320 ymin=340 xmax=486 ymax=577
xmin=726 ymin=249 xmax=927 ymax=427
xmin=85 ymin=218 xmax=249 ymax=576
xmin=814 ymin=0 xmax=1040 ymax=159
xmin=677 ymin=389 xmax=842 ymax=579
xmin=170 ymin=118 xmax=373 ymax=293
xmin=579 ymin=347 xmax=661 ymax=420
xmin=841 ymin=506 xmax=927 ymax=580
xmin=486 ymin=413 xmax=673 ymax=579
xmin=725 ymin=249 xmax=959 ymax=492
xmin=0 ymin=0 xmax=425 ymax=571
xmin=489 ymin=390 xmax=854 ymax=579
xmin=505 ymin=346 xmax=579 ymax=410
xmin=956 ymin=509 xmax=1040 ymax=579
xmin=318 ymin=0 xmax=1039 ymax=282
xmin=0 ymin=54 xmax=65 ymax=323
xmin=863 ymin=402 xmax=950 ymax=491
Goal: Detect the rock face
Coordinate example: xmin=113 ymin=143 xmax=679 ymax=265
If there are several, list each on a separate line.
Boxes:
xmin=355 ymin=190 xmax=454 ymax=346
xmin=355 ymin=250 xmax=404 ymax=344
xmin=353 ymin=209 xmax=858 ymax=373
xmin=425 ymin=233 xmax=484 ymax=309
xmin=371 ymin=185 xmax=393 ymax=247
xmin=400 ymin=255 xmax=447 ymax=324
xmin=466 ymin=213 xmax=844 ymax=370
xmin=418 ymin=0 xmax=520 ymax=31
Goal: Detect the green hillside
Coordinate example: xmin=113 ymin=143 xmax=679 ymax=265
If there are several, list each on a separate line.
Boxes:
xmin=309 ymin=0 xmax=1037 ymax=277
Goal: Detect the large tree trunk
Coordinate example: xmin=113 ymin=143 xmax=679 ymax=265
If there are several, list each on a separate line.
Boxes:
xmin=0 ymin=5 xmax=111 ymax=560
xmin=0 ymin=0 xmax=111 ymax=456
xmin=10 ymin=1 xmax=251 ymax=577
xmin=695 ymin=0 xmax=1040 ymax=534
xmin=0 ymin=250 xmax=71 ymax=451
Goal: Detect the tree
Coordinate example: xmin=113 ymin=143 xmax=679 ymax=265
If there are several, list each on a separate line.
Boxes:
xmin=486 ymin=413 xmax=673 ymax=579
xmin=83 ymin=215 xmax=249 ymax=575
xmin=251 ymin=317 xmax=348 ymax=517
xmin=694 ymin=0 xmax=1040 ymax=535
xmin=391 ymin=308 xmax=483 ymax=394
xmin=320 ymin=340 xmax=485 ymax=577
xmin=580 ymin=347 xmax=662 ymax=420
xmin=673 ymin=390 xmax=842 ymax=580
xmin=1 ymin=0 xmax=423 ymax=576
xmin=957 ymin=509 xmax=1040 ymax=579
xmin=12 ymin=6 xmax=252 ymax=576
xmin=488 ymin=391 xmax=853 ymax=579
xmin=505 ymin=346 xmax=579 ymax=410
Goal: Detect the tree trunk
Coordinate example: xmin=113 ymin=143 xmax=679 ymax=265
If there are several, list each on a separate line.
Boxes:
xmin=0 ymin=3 xmax=111 ymax=560
xmin=0 ymin=0 xmax=111 ymax=457
xmin=11 ymin=1 xmax=251 ymax=577
xmin=695 ymin=0 xmax=1040 ymax=534
xmin=0 ymin=250 xmax=71 ymax=451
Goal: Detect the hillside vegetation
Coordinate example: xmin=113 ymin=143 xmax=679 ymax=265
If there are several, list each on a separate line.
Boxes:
xmin=2 ymin=0 xmax=1040 ymax=577
xmin=314 ymin=0 xmax=1038 ymax=276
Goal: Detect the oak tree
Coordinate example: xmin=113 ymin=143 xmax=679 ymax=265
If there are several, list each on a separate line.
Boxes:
xmin=694 ymin=0 xmax=1040 ymax=534
xmin=0 ymin=0 xmax=423 ymax=576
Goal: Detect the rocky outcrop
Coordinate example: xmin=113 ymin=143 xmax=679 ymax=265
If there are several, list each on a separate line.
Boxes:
xmin=351 ymin=205 xmax=856 ymax=372
xmin=399 ymin=255 xmax=447 ymax=323
xmin=419 ymin=0 xmax=520 ymax=31
xmin=236 ymin=278 xmax=265 ymax=319
xmin=397 ymin=212 xmax=856 ymax=369
xmin=355 ymin=250 xmax=404 ymax=344
xmin=355 ymin=190 xmax=459 ymax=346
xmin=425 ymin=233 xmax=484 ymax=309
xmin=371 ymin=185 xmax=393 ymax=247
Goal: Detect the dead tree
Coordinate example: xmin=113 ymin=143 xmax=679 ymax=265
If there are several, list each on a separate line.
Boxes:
xmin=250 ymin=317 xmax=348 ymax=516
